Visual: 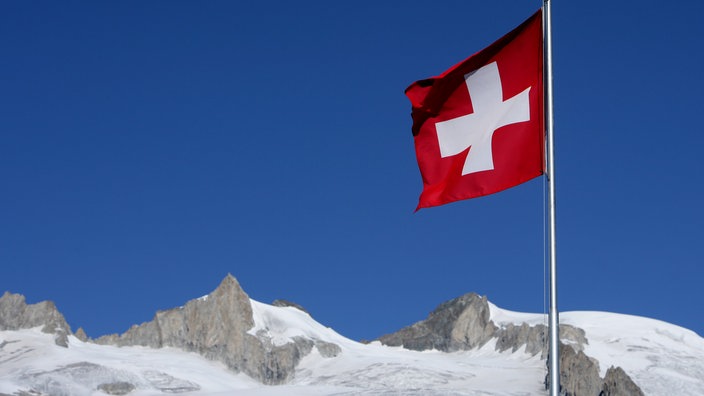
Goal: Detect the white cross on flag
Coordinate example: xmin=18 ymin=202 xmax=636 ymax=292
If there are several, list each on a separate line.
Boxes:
xmin=406 ymin=10 xmax=544 ymax=210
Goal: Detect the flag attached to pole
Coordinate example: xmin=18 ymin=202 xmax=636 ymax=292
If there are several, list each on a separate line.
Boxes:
xmin=407 ymin=10 xmax=544 ymax=210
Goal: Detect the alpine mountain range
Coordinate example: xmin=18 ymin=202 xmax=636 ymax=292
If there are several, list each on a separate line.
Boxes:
xmin=1 ymin=274 xmax=703 ymax=395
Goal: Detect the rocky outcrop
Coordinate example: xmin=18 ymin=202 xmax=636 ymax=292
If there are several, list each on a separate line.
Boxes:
xmin=97 ymin=381 xmax=136 ymax=395
xmin=0 ymin=291 xmax=71 ymax=347
xmin=74 ymin=327 xmax=89 ymax=342
xmin=495 ymin=321 xmax=589 ymax=359
xmin=94 ymin=274 xmax=336 ymax=385
xmin=378 ymin=293 xmax=497 ymax=351
xmin=272 ymin=299 xmax=309 ymax=314
xmin=378 ymin=292 xmax=642 ymax=396
xmin=545 ymin=343 xmax=645 ymax=396
xmin=495 ymin=322 xmax=547 ymax=356
xmin=378 ymin=293 xmax=586 ymax=356
xmin=553 ymin=341 xmax=603 ymax=396
xmin=602 ymin=366 xmax=644 ymax=396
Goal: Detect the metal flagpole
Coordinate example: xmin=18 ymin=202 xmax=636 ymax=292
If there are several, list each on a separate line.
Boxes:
xmin=543 ymin=0 xmax=560 ymax=395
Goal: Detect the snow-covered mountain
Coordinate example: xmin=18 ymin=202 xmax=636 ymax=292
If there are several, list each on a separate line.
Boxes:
xmin=1 ymin=275 xmax=703 ymax=396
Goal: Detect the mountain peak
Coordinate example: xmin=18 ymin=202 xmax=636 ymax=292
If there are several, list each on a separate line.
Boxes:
xmin=378 ymin=292 xmax=496 ymax=351
xmin=0 ymin=291 xmax=71 ymax=347
xmin=222 ymin=272 xmax=238 ymax=284
xmin=93 ymin=274 xmax=339 ymax=385
xmin=212 ymin=273 xmax=246 ymax=296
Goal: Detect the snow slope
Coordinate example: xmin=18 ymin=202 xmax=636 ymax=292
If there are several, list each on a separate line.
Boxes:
xmin=561 ymin=311 xmax=704 ymax=395
xmin=491 ymin=303 xmax=704 ymax=395
xmin=1 ymin=299 xmax=702 ymax=395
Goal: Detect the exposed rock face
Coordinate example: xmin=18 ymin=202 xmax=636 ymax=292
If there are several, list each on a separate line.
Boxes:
xmin=602 ymin=366 xmax=644 ymax=396
xmin=97 ymin=381 xmax=136 ymax=395
xmin=378 ymin=293 xmax=586 ymax=357
xmin=74 ymin=327 xmax=89 ymax=342
xmin=495 ymin=322 xmax=547 ymax=356
xmin=0 ymin=291 xmax=71 ymax=347
xmin=378 ymin=292 xmax=642 ymax=396
xmin=378 ymin=293 xmax=497 ymax=351
xmin=94 ymin=274 xmax=334 ymax=385
xmin=555 ymin=341 xmax=603 ymax=396
xmin=314 ymin=339 xmax=341 ymax=358
xmin=495 ymin=322 xmax=588 ymax=359
xmin=272 ymin=299 xmax=309 ymax=314
xmin=545 ymin=343 xmax=645 ymax=396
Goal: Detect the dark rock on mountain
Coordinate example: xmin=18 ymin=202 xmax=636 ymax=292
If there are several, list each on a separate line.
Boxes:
xmin=602 ymin=366 xmax=644 ymax=396
xmin=272 ymin=299 xmax=309 ymax=314
xmin=494 ymin=321 xmax=589 ymax=359
xmin=74 ymin=326 xmax=89 ymax=342
xmin=554 ymin=341 xmax=603 ymax=396
xmin=377 ymin=293 xmax=497 ymax=351
xmin=313 ymin=339 xmax=341 ymax=358
xmin=378 ymin=292 xmax=643 ymax=396
xmin=0 ymin=291 xmax=71 ymax=347
xmin=495 ymin=322 xmax=547 ymax=356
xmin=545 ymin=343 xmax=644 ymax=396
xmin=377 ymin=292 xmax=586 ymax=357
xmin=97 ymin=381 xmax=136 ymax=395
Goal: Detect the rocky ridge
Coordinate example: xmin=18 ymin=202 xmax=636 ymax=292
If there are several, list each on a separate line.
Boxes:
xmin=0 ymin=291 xmax=71 ymax=347
xmin=377 ymin=292 xmax=643 ymax=396
xmin=92 ymin=274 xmax=334 ymax=384
xmin=1 ymin=276 xmax=645 ymax=394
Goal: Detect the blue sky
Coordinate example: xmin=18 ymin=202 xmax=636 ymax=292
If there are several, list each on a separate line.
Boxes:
xmin=2 ymin=1 xmax=703 ymax=341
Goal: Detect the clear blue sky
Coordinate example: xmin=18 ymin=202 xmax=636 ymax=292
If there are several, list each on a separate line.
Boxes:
xmin=2 ymin=1 xmax=703 ymax=341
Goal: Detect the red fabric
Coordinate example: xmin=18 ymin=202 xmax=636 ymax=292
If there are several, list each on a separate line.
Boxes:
xmin=407 ymin=9 xmax=544 ymax=210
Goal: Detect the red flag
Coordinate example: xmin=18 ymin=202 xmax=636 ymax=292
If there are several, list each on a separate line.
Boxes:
xmin=407 ymin=10 xmax=544 ymax=210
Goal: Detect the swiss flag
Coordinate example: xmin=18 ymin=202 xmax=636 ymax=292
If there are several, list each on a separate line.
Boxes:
xmin=407 ymin=10 xmax=544 ymax=210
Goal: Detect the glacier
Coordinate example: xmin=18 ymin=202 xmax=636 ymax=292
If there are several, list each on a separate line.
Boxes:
xmin=1 ymin=295 xmax=703 ymax=396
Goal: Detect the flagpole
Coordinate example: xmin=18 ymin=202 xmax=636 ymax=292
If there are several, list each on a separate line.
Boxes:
xmin=543 ymin=0 xmax=560 ymax=395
